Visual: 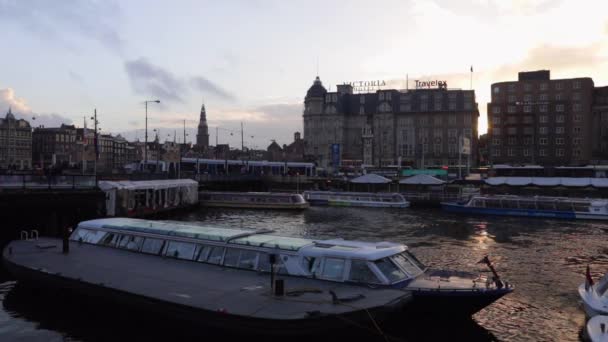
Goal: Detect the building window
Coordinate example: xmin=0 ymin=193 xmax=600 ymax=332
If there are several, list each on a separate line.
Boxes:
xmin=508 ymin=84 xmax=516 ymax=92
xmin=448 ymin=115 xmax=456 ymax=125
xmin=556 ymin=149 xmax=564 ymax=157
xmin=448 ymin=102 xmax=457 ymax=111
xmin=555 ymin=82 xmax=563 ymax=90
xmin=507 ymin=148 xmax=515 ymax=157
xmin=523 ymin=148 xmax=531 ymax=156
xmin=524 ymin=137 xmax=532 ymax=145
xmin=419 ymin=117 xmax=428 ymax=125
xmin=463 ymin=102 xmax=473 ymax=110
xmin=360 ymin=96 xmax=365 ymax=104
xmin=433 ymin=128 xmax=442 ymax=137
xmin=539 ymin=127 xmax=548 ymax=134
xmin=539 ymin=105 xmax=548 ymax=112
xmin=573 ymin=81 xmax=581 ymax=89
xmin=492 ymin=138 xmax=501 ymax=146
xmin=556 ymin=138 xmax=564 ymax=145
xmin=540 ymin=83 xmax=548 ymax=91
xmin=524 ymin=106 xmax=532 ymax=113
xmin=448 ymin=129 xmax=457 ymax=138
xmin=493 ymin=128 xmax=501 ymax=135
xmin=573 ymin=137 xmax=582 ymax=145
xmin=524 ymin=83 xmax=532 ymax=91
xmin=556 ymin=127 xmax=565 ymax=134
xmin=379 ymin=92 xmax=384 ymax=101
xmin=508 ymin=95 xmax=517 ymax=103
xmin=360 ymin=107 xmax=365 ymax=115
xmin=400 ymin=104 xmax=411 ymax=112
xmin=434 ymin=102 xmax=442 ymax=110
xmin=492 ymin=117 xmax=501 ymax=125
xmin=573 ymin=92 xmax=581 ymax=101
xmin=420 ymin=103 xmax=428 ymax=111
xmin=492 ymin=149 xmax=501 ymax=157
xmin=539 ymin=137 xmax=548 ymax=145
xmin=463 ymin=128 xmax=472 ymax=137
xmin=574 ymin=114 xmax=582 ymax=122
xmin=539 ymin=94 xmax=548 ymax=101
xmin=386 ymin=92 xmax=392 ymax=101
xmin=523 ymin=116 xmax=533 ymax=124
xmin=524 ymin=94 xmax=532 ymax=102
xmin=573 ymin=149 xmax=581 ymax=157
xmin=493 ymin=86 xmax=501 ymax=94
xmin=539 ymin=149 xmax=546 ymax=157
xmin=573 ymin=126 xmax=582 ymax=134
xmin=556 ymin=104 xmax=564 ymax=112
xmin=555 ymin=93 xmax=563 ymax=101
xmin=508 ymin=137 xmax=517 ymax=145
xmin=508 ymin=106 xmax=516 ymax=113
xmin=433 ymin=144 xmax=442 ymax=155
xmin=508 ymin=116 xmax=517 ymax=124
xmin=492 ymin=106 xmax=501 ymax=114
xmin=539 ymin=115 xmax=548 ymax=123
xmin=556 ymin=115 xmax=565 ymax=123
xmin=573 ymin=104 xmax=582 ymax=112
xmin=507 ymin=127 xmax=517 ymax=135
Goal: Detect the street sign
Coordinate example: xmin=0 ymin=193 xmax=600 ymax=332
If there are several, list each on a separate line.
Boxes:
xmin=460 ymin=136 xmax=471 ymax=155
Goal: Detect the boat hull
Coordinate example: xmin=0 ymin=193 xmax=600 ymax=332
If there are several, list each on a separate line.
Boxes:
xmin=307 ymin=199 xmax=409 ymax=208
xmin=442 ymin=203 xmax=608 ymax=220
xmin=406 ymin=288 xmax=512 ymax=317
xmin=200 ymin=201 xmax=309 ymax=210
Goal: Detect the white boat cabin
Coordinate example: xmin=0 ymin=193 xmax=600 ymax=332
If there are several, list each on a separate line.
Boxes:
xmin=465 ymin=195 xmax=608 ymax=213
xmin=201 ymin=192 xmax=307 ymax=205
xmin=71 ymin=218 xmax=426 ymax=286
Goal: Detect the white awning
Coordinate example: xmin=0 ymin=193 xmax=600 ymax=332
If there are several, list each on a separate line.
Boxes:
xmin=485 ymin=177 xmax=608 ymax=187
xmin=350 ymin=174 xmax=392 ymax=184
xmin=399 ymin=174 xmax=445 ymax=185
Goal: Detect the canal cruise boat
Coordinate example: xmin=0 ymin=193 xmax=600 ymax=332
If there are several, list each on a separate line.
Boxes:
xmin=303 ymin=191 xmax=410 ymax=208
xmin=4 ymin=218 xmax=511 ymax=321
xmin=199 ymin=191 xmax=309 ymax=210
xmin=442 ymin=195 xmax=608 ymax=220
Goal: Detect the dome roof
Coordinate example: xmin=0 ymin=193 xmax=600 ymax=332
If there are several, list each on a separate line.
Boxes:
xmin=306 ymin=76 xmax=327 ymax=98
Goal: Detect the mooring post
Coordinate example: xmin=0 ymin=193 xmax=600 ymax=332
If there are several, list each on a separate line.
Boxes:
xmin=62 ymin=226 xmax=70 ymax=254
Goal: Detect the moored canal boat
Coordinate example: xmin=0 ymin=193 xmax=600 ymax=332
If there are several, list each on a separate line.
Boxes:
xmin=4 ymin=218 xmax=511 ymax=321
xmin=200 ymin=191 xmax=309 ymax=210
xmin=579 ymin=266 xmax=608 ymax=318
xmin=303 ymin=191 xmax=410 ymax=208
xmin=585 ymin=315 xmax=608 ymax=342
xmin=442 ymin=195 xmax=608 ymax=220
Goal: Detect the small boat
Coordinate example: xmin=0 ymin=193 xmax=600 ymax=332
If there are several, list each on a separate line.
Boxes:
xmin=303 ymin=191 xmax=410 ymax=208
xmin=586 ymin=315 xmax=608 ymax=342
xmin=442 ymin=195 xmax=608 ymax=220
xmin=199 ymin=191 xmax=309 ymax=210
xmin=579 ymin=266 xmax=608 ymax=318
xmin=3 ymin=219 xmax=410 ymax=336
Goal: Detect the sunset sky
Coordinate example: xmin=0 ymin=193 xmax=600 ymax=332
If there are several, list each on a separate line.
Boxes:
xmin=1 ymin=0 xmax=608 ymax=148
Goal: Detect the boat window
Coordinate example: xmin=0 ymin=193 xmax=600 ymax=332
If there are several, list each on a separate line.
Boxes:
xmin=404 ymin=251 xmax=426 ymax=270
xmin=596 ymin=274 xmax=608 ymax=296
xmin=538 ymin=201 xmax=556 ymax=210
xmin=141 ymin=238 xmax=165 ymax=255
xmin=301 ymin=256 xmax=316 ymax=273
xmin=100 ymin=233 xmax=120 ymax=247
xmin=391 ymin=253 xmax=422 ymax=276
xmin=197 ymin=245 xmax=212 ymax=262
xmin=118 ymin=235 xmax=144 ymax=251
xmin=223 ymin=248 xmax=240 ymax=267
xmin=348 ymin=260 xmax=381 ymax=283
xmin=257 ymin=253 xmax=288 ymax=274
xmin=321 ymin=258 xmax=345 ymax=281
xmin=165 ymin=241 xmax=197 ymax=260
xmin=71 ymin=228 xmax=107 ymax=244
xmin=374 ymin=258 xmax=407 ymax=283
xmin=238 ymin=250 xmax=258 ymax=270
xmin=206 ymin=246 xmax=225 ymax=264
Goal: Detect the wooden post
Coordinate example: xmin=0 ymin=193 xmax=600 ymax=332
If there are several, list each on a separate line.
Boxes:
xmin=62 ymin=226 xmax=71 ymax=254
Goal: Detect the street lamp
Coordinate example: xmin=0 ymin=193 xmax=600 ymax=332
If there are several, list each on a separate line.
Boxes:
xmin=153 ymin=128 xmax=161 ymax=173
xmin=144 ymin=100 xmax=160 ymax=172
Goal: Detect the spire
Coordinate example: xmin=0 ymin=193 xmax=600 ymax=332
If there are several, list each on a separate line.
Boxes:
xmin=200 ymin=103 xmax=207 ymax=124
xmin=8 ymin=106 xmax=11 ymax=115
xmin=6 ymin=106 xmax=15 ymax=119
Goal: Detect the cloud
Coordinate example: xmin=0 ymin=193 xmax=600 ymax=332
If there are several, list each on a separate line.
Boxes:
xmin=0 ymin=87 xmax=73 ymax=127
xmin=124 ymin=58 xmax=236 ymax=104
xmin=0 ymin=0 xmax=124 ymax=54
xmin=124 ymin=58 xmax=186 ymax=103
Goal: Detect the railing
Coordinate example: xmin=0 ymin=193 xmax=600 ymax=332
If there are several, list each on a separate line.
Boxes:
xmin=0 ymin=174 xmax=97 ymax=190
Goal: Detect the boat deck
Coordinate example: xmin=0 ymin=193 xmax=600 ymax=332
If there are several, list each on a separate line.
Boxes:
xmin=3 ymin=238 xmax=410 ymax=320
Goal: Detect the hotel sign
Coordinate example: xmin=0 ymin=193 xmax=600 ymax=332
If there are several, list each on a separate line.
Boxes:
xmin=415 ymin=80 xmax=448 ymax=89
xmin=343 ymin=80 xmax=387 ymax=93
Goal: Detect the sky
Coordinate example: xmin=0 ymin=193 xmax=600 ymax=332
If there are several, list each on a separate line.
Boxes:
xmin=1 ymin=0 xmax=608 ymax=149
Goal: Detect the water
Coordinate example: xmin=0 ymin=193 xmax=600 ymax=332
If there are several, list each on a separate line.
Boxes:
xmin=1 ymin=207 xmax=607 ymax=341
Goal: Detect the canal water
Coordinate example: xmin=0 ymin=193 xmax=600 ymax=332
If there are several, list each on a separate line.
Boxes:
xmin=1 ymin=207 xmax=607 ymax=341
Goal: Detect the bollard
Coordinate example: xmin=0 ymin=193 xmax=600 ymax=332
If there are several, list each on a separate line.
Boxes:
xmin=62 ymin=227 xmax=70 ymax=254
xmin=274 ymin=279 xmax=284 ymax=296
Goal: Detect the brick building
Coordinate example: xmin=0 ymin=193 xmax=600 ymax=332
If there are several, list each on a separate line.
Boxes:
xmin=0 ymin=108 xmax=32 ymax=170
xmin=488 ymin=70 xmax=595 ymax=166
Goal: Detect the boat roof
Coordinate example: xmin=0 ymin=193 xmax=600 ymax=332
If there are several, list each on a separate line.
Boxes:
xmin=203 ymin=191 xmax=302 ymax=197
xmin=304 ymin=191 xmax=401 ymax=197
xmin=470 ymin=194 xmax=608 ymax=204
xmin=78 ymin=218 xmax=406 ymax=259
xmin=98 ymin=179 xmax=198 ymax=191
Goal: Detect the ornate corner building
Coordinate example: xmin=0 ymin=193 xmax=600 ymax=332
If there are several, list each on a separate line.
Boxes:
xmin=303 ymin=76 xmax=479 ymax=171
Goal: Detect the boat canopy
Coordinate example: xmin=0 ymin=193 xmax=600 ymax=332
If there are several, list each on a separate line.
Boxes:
xmin=399 ymin=174 xmax=445 ymax=185
xmin=485 ymin=177 xmax=608 ymax=187
xmin=98 ymin=179 xmax=198 ymax=190
xmin=350 ymin=174 xmax=392 ymax=184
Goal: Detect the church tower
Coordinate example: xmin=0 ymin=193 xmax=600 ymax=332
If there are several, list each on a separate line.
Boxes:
xmin=196 ymin=103 xmax=209 ymax=149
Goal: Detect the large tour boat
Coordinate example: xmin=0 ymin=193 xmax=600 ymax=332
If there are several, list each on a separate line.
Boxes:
xmin=4 ymin=218 xmax=512 ymax=324
xmin=442 ymin=195 xmax=608 ymax=220
xmin=200 ymin=191 xmax=309 ymax=210
xmin=303 ymin=191 xmax=410 ymax=208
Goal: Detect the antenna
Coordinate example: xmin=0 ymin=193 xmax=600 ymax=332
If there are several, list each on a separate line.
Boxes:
xmin=316 ymin=56 xmax=319 ymax=76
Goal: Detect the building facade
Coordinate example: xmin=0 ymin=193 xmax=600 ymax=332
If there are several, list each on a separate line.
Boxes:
xmin=488 ymin=70 xmax=595 ymax=166
xmin=303 ymin=76 xmax=479 ymax=171
xmin=0 ymin=108 xmax=32 ymax=170
xmin=32 ymin=124 xmax=77 ymax=169
xmin=592 ymin=86 xmax=608 ymax=161
xmin=196 ymin=103 xmax=209 ymax=151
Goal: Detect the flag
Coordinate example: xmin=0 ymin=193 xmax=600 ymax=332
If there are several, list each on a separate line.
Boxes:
xmin=586 ymin=264 xmax=594 ymax=291
xmin=470 ymin=65 xmax=473 ymax=73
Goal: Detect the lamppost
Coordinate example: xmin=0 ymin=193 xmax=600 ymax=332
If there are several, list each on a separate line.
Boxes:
xmin=144 ymin=100 xmax=160 ymax=172
xmin=90 ymin=109 xmax=100 ymax=183
xmin=153 ymin=128 xmax=161 ymax=174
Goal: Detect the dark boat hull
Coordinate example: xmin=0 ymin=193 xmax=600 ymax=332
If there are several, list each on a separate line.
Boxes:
xmin=407 ymin=288 xmax=512 ymax=317
xmin=2 ymin=256 xmax=403 ymax=338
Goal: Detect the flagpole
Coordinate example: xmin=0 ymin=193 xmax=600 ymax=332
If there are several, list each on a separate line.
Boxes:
xmin=470 ymin=66 xmax=473 ymax=90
